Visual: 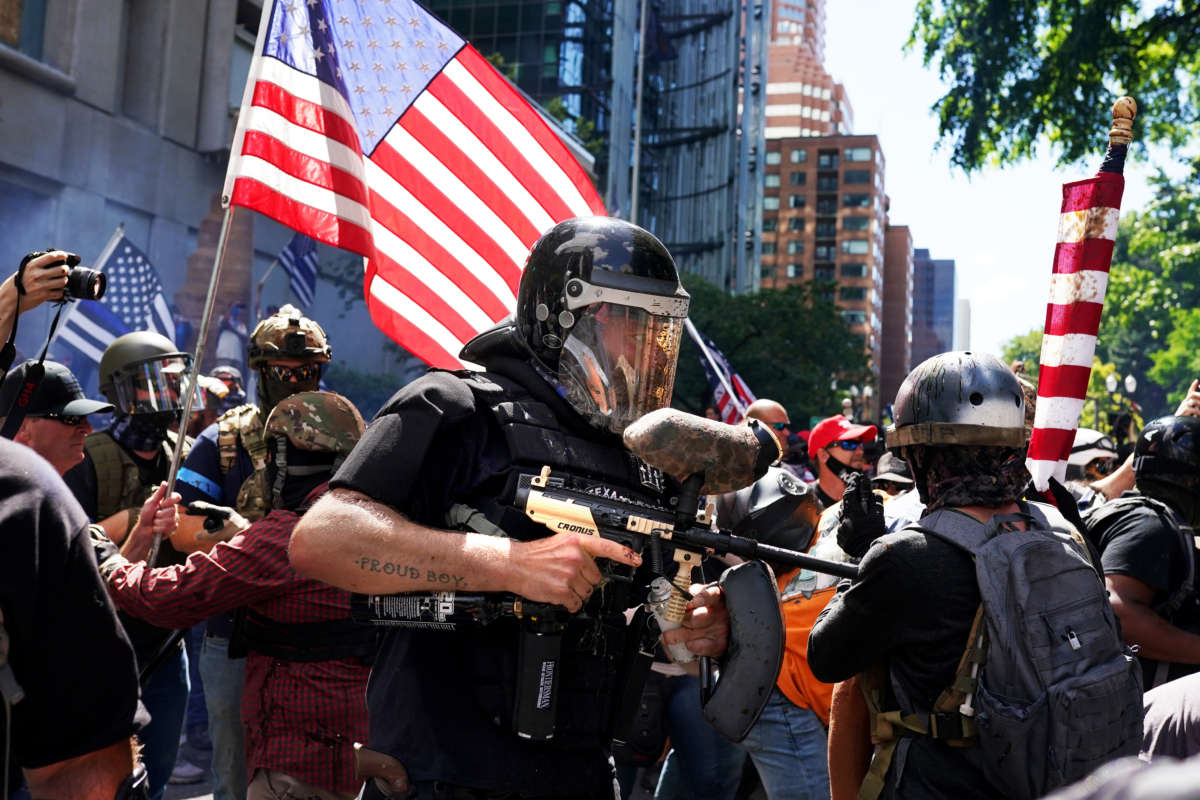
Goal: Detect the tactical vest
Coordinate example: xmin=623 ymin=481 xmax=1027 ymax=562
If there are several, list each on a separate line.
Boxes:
xmin=85 ymin=430 xmax=187 ymax=522
xmin=427 ymin=371 xmax=672 ymax=778
xmin=216 ymin=403 xmax=271 ymax=521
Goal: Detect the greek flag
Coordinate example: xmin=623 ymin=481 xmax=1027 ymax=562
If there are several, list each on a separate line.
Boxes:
xmin=277 ymin=233 xmax=319 ymax=307
xmin=55 ymin=233 xmax=175 ymax=365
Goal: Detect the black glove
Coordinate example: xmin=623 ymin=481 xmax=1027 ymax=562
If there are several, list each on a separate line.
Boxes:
xmin=88 ymin=524 xmax=127 ymax=582
xmin=186 ymin=501 xmax=250 ymax=543
xmin=837 ymin=472 xmax=886 ymax=560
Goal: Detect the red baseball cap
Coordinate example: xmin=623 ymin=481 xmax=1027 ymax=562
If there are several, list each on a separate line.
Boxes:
xmin=808 ymin=415 xmax=878 ymax=460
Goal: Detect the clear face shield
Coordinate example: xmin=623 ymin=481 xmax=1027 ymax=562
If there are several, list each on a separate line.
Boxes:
xmin=557 ymin=302 xmax=685 ymax=435
xmin=111 ymin=355 xmax=193 ymax=417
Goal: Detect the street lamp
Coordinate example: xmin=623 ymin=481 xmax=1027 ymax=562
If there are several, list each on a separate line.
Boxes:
xmin=1099 ymin=373 xmax=1138 ymax=433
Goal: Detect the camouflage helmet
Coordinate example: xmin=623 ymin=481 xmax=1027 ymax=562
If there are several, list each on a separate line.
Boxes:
xmin=263 ymin=390 xmax=364 ymax=462
xmin=248 ymin=304 xmax=331 ymax=368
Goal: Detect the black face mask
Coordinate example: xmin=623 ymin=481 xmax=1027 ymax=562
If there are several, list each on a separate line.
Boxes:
xmin=257 ymin=371 xmax=321 ymax=415
xmin=110 ymin=413 xmax=173 ymax=452
xmin=267 ymin=438 xmax=336 ymax=510
xmin=824 ymin=450 xmax=864 ymax=485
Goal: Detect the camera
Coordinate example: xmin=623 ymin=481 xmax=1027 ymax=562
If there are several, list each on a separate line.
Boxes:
xmin=20 ymin=250 xmax=107 ymax=302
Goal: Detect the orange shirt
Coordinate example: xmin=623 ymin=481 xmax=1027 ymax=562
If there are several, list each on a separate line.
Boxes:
xmin=774 ymin=503 xmax=844 ymax=725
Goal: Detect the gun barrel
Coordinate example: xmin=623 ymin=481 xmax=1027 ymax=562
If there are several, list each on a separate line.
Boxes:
xmin=674 ymin=528 xmax=859 ymax=580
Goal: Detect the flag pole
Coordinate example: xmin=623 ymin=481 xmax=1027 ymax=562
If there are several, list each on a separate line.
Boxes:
xmin=151 ymin=204 xmax=236 ymax=566
xmin=629 ymin=0 xmax=649 ymax=223
xmin=253 ymin=259 xmax=281 ymax=324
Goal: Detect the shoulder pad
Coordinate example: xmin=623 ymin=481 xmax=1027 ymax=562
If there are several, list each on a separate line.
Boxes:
xmin=376 ymin=370 xmax=483 ymax=422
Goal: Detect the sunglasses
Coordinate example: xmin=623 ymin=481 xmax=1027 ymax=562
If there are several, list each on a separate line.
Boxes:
xmin=769 ymin=421 xmax=790 ymax=431
xmin=263 ymin=363 xmax=321 ymax=383
xmin=33 ymin=412 xmax=87 ymax=427
xmin=828 ymin=440 xmax=861 ymax=451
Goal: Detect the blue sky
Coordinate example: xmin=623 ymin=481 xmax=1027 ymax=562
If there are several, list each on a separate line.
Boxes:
xmin=824 ymin=0 xmax=1156 ymax=357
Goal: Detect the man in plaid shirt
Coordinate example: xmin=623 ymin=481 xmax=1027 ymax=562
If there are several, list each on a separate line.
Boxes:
xmin=96 ymin=392 xmax=371 ymax=800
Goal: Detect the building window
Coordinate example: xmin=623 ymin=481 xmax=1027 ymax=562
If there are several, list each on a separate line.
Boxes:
xmin=841 ymin=239 xmax=869 ymax=255
xmin=790 ymin=148 xmax=808 ymax=163
xmin=788 ymin=194 xmax=805 ymax=209
xmin=840 ymin=286 xmax=867 ymax=301
xmin=844 ymin=147 xmax=872 ymax=162
xmin=844 ymin=170 xmax=871 ymax=184
xmin=787 ymin=217 xmax=804 ymax=232
xmin=814 ymin=220 xmax=836 ymax=237
xmin=841 ymin=263 xmax=868 ymax=278
xmin=814 ymin=265 xmax=836 ymax=282
xmin=843 ymin=216 xmax=870 ymax=231
xmin=842 ymin=310 xmax=867 ymax=325
xmin=0 ymin=0 xmax=46 ymax=59
xmin=764 ymin=174 xmax=781 ymax=188
xmin=761 ymin=265 xmax=775 ymax=278
xmin=762 ymin=217 xmax=778 ymax=232
xmin=816 ymin=197 xmax=837 ymax=214
xmin=843 ymin=193 xmax=871 ymax=208
xmin=816 ymin=174 xmax=838 ymax=191
xmin=786 ymin=263 xmax=801 ymax=278
xmin=814 ymin=244 xmax=835 ymax=260
xmin=762 ymin=242 xmax=777 ymax=255
xmin=787 ymin=241 xmax=804 ymax=254
xmin=789 ymin=171 xmax=806 ymax=186
xmin=765 ymin=151 xmax=782 ymax=165
xmin=763 ymin=196 xmax=780 ymax=210
xmin=817 ymin=150 xmax=838 ymax=169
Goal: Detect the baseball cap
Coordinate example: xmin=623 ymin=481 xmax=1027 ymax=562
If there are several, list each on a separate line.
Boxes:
xmin=0 ymin=360 xmax=114 ymax=418
xmin=1069 ymin=428 xmax=1118 ymax=467
xmin=808 ymin=415 xmax=878 ymax=460
xmin=872 ymin=451 xmax=913 ymax=486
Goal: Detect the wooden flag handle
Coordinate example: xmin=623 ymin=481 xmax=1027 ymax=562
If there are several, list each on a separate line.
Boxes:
xmin=1109 ymin=97 xmax=1137 ymax=146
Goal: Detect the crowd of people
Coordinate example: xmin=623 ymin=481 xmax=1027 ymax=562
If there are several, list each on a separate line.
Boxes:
xmin=2 ymin=220 xmax=1200 ymax=800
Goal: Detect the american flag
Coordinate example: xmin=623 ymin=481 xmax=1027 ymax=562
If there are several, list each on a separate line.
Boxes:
xmin=278 ymin=232 xmax=319 ymax=307
xmin=1026 ymin=164 xmax=1125 ymax=490
xmin=222 ymin=0 xmax=605 ymax=368
xmin=685 ymin=319 xmax=756 ymax=424
xmin=55 ymin=234 xmax=175 ymax=365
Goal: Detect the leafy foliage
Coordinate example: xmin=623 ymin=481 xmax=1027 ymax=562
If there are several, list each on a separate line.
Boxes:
xmin=1000 ymin=327 xmax=1043 ymax=383
xmin=909 ymin=0 xmax=1200 ymax=170
xmin=671 ymin=276 xmax=870 ymax=423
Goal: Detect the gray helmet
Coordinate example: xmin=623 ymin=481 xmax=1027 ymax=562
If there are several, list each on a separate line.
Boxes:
xmin=98 ymin=331 xmax=192 ymax=418
xmin=888 ymin=352 xmax=1026 ymax=450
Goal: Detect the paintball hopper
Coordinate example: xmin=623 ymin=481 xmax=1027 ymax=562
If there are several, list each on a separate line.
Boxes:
xmin=623 ymin=408 xmax=781 ymax=494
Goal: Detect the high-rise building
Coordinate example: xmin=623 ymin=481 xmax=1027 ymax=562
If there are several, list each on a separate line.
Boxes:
xmin=911 ymin=248 xmax=957 ymax=365
xmin=764 ymin=0 xmax=853 ymax=140
xmin=759 ymin=134 xmax=887 ymax=380
xmin=881 ymin=224 xmax=914 ymax=407
xmin=425 ymin=0 xmax=760 ymax=291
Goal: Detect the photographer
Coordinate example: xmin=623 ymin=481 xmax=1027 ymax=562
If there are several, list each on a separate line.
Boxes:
xmin=0 ymin=251 xmax=72 ymax=352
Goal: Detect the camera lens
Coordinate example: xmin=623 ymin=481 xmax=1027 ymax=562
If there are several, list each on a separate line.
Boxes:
xmin=65 ymin=266 xmax=106 ymax=301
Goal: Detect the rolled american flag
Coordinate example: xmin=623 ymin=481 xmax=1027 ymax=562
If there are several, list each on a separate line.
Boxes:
xmin=1026 ymin=97 xmax=1137 ymax=491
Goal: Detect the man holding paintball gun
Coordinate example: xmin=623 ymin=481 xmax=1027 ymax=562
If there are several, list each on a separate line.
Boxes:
xmin=291 ymin=218 xmax=848 ymax=800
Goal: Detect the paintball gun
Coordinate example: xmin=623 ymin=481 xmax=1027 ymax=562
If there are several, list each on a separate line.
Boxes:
xmin=352 ymin=409 xmax=857 ymax=743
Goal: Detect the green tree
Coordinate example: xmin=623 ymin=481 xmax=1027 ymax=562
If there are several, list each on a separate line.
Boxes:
xmin=671 ymin=276 xmax=870 ymax=423
xmin=1149 ymin=306 xmax=1200 ymax=409
xmin=910 ymin=1 xmax=1200 ymax=170
xmin=1000 ymin=327 xmax=1044 ymax=383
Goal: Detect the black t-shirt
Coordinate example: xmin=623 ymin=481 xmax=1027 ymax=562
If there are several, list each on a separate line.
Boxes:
xmin=332 ymin=370 xmax=641 ymax=795
xmin=0 ymin=439 xmax=147 ymax=773
xmin=1094 ymin=499 xmax=1200 ymax=685
xmin=809 ymin=520 xmax=999 ymax=800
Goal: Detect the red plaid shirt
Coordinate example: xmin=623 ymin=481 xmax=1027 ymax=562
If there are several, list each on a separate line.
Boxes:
xmin=107 ymin=488 xmax=369 ymax=794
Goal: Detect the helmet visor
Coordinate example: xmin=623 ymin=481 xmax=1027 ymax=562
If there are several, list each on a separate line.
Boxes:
xmin=111 ymin=355 xmax=193 ymax=416
xmin=557 ymin=303 xmax=683 ymax=434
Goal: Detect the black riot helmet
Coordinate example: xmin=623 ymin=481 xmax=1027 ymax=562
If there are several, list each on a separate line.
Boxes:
xmin=1134 ymin=416 xmax=1200 ymax=522
xmin=888 ymin=351 xmax=1026 ymax=451
xmin=516 ymin=217 xmax=690 ymax=434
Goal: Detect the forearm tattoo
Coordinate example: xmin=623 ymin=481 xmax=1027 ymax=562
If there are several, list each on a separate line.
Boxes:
xmin=355 ymin=557 xmax=467 ymax=588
